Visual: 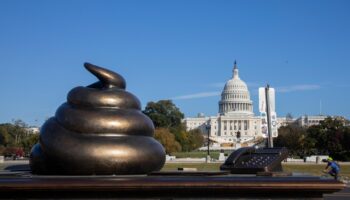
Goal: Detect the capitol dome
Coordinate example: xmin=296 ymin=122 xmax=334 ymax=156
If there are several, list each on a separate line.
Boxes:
xmin=219 ymin=61 xmax=253 ymax=116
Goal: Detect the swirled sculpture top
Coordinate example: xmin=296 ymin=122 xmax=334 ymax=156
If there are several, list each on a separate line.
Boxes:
xmin=30 ymin=63 xmax=166 ymax=175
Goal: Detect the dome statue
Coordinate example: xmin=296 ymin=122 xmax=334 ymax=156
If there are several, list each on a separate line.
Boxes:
xmin=219 ymin=61 xmax=253 ymax=116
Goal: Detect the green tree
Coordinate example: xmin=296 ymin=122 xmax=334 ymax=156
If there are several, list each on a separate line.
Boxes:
xmin=0 ymin=120 xmax=40 ymax=156
xmin=275 ymin=117 xmax=350 ymax=161
xmin=154 ymin=128 xmax=181 ymax=154
xmin=307 ymin=124 xmax=325 ymax=153
xmin=0 ymin=145 xmax=5 ymax=155
xmin=340 ymin=128 xmax=350 ymax=160
xmin=309 ymin=117 xmax=347 ymax=159
xmin=319 ymin=117 xmax=344 ymax=130
xmin=275 ymin=124 xmax=308 ymax=157
xmin=343 ymin=128 xmax=350 ymax=152
xmin=0 ymin=126 xmax=11 ymax=146
xmin=143 ymin=100 xmax=184 ymax=128
xmin=21 ymin=133 xmax=39 ymax=155
xmin=0 ymin=123 xmax=16 ymax=147
xmin=8 ymin=119 xmax=28 ymax=146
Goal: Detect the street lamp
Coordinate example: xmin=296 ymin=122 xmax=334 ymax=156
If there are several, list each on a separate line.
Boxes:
xmin=236 ymin=131 xmax=241 ymax=149
xmin=236 ymin=131 xmax=241 ymax=142
xmin=205 ymin=122 xmax=211 ymax=162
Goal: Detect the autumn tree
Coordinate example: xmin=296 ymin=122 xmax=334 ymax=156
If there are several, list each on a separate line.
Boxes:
xmin=188 ymin=128 xmax=205 ymax=151
xmin=143 ymin=100 xmax=204 ymax=152
xmin=154 ymin=128 xmax=181 ymax=154
xmin=170 ymin=125 xmax=204 ymax=152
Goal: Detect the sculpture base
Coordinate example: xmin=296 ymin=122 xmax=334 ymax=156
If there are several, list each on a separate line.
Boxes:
xmin=0 ymin=170 xmax=345 ymax=199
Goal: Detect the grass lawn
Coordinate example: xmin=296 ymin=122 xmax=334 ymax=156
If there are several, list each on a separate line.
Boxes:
xmin=282 ymin=164 xmax=350 ymax=178
xmin=162 ymin=163 xmax=350 ymax=178
xmin=1 ymin=162 xmax=349 ymax=179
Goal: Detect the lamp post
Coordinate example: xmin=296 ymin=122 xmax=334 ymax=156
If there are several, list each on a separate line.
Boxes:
xmin=205 ymin=122 xmax=211 ymax=163
xmin=236 ymin=131 xmax=241 ymax=149
xmin=236 ymin=131 xmax=241 ymax=142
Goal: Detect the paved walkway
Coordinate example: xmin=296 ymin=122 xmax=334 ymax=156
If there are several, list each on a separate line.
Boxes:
xmin=324 ymin=185 xmax=350 ymax=200
xmin=1 ymin=160 xmax=350 ymax=199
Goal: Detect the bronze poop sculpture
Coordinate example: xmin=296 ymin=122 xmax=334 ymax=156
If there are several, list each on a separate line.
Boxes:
xmin=30 ymin=63 xmax=166 ymax=175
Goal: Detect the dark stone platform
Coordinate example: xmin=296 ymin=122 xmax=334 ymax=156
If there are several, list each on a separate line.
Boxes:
xmin=0 ymin=170 xmax=345 ymax=199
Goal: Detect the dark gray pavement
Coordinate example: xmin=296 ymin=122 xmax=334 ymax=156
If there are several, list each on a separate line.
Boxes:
xmin=324 ymin=184 xmax=350 ymax=200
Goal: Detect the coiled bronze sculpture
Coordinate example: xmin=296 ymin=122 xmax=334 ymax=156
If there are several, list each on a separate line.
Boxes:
xmin=30 ymin=63 xmax=166 ymax=175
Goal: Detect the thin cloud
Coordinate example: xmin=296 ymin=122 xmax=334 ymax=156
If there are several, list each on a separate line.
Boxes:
xmin=276 ymin=84 xmax=321 ymax=93
xmin=173 ymin=84 xmax=321 ymax=100
xmin=208 ymin=82 xmax=225 ymax=88
xmin=172 ymin=91 xmax=221 ymax=100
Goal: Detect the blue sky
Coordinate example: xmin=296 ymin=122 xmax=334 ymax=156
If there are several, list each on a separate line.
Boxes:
xmin=1 ymin=0 xmax=349 ymax=126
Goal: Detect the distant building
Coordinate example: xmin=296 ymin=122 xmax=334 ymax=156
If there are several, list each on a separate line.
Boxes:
xmin=25 ymin=126 xmax=40 ymax=134
xmin=276 ymin=117 xmax=288 ymax=128
xmin=185 ymin=114 xmax=208 ymax=134
xmin=292 ymin=115 xmax=350 ymax=127
xmin=294 ymin=115 xmax=329 ymax=127
xmin=276 ymin=115 xmax=349 ymax=128
xmin=184 ymin=62 xmax=272 ymax=149
xmin=276 ymin=117 xmax=295 ymax=128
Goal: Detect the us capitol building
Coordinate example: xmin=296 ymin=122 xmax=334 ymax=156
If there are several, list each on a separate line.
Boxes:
xmin=184 ymin=62 xmax=269 ymax=149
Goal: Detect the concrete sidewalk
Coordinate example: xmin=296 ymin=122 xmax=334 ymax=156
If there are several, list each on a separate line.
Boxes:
xmin=324 ymin=185 xmax=350 ymax=200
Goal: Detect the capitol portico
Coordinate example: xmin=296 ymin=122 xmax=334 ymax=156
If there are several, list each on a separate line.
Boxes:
xmin=184 ymin=62 xmax=264 ymax=149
